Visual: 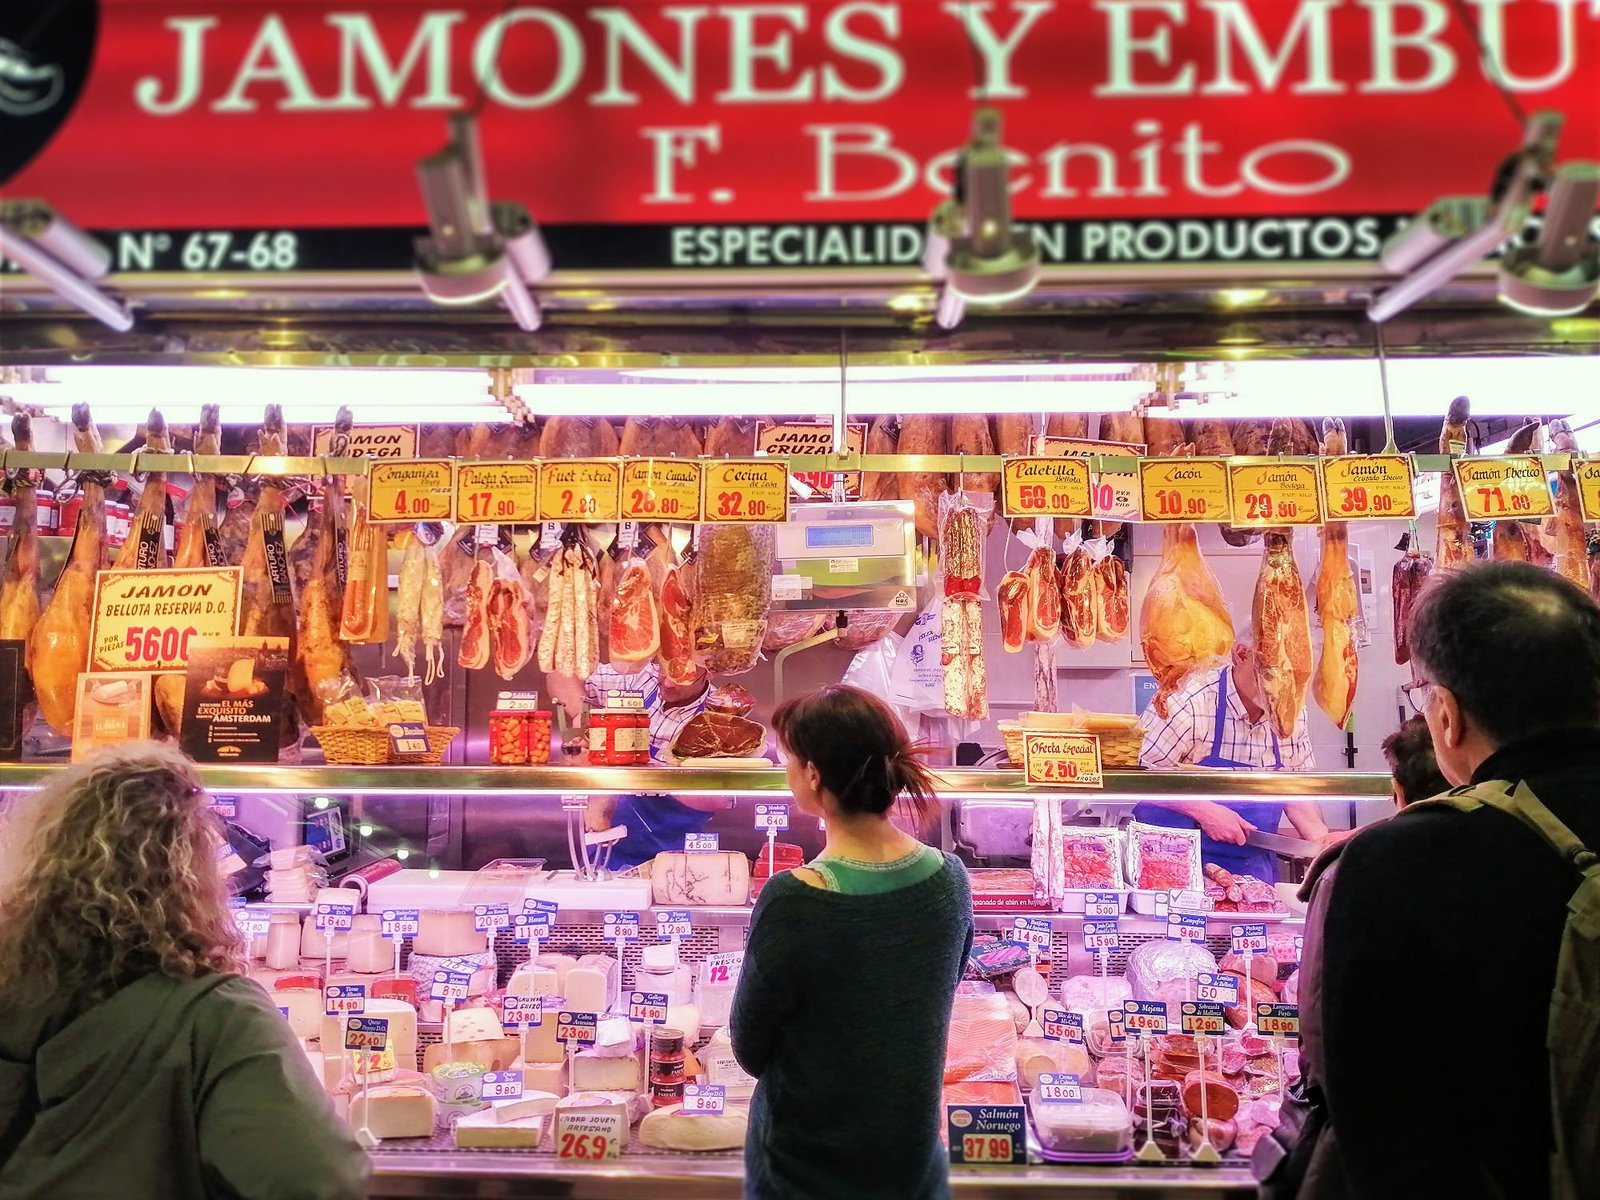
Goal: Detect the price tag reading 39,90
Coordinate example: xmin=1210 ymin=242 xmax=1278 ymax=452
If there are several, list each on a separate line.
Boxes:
xmin=1321 ymin=455 xmax=1417 ymax=520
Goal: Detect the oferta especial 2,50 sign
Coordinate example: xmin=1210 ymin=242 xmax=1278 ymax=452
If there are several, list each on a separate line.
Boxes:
xmin=2 ymin=1 xmax=1596 ymax=274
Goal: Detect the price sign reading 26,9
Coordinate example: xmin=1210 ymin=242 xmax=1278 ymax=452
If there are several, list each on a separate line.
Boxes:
xmin=702 ymin=459 xmax=789 ymax=524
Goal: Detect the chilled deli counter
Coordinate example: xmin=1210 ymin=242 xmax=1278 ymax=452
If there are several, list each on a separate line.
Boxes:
xmin=0 ymin=763 xmax=1387 ymax=1196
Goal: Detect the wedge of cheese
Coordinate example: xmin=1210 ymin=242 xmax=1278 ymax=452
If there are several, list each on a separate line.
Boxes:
xmin=444 ymin=1006 xmax=506 ymax=1044
xmin=348 ymin=1086 xmax=437 ymax=1139
xmin=572 ymin=1048 xmax=642 ymax=1092
xmin=415 ymin=910 xmax=489 ymax=957
xmin=454 ymin=1108 xmax=544 ymax=1149
xmin=492 ymin=1091 xmax=561 ymax=1124
xmin=639 ymin=1102 xmax=748 ymax=1151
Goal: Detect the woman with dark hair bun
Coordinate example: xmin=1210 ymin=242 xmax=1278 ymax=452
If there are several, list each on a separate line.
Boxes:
xmin=732 ymin=684 xmax=973 ymax=1200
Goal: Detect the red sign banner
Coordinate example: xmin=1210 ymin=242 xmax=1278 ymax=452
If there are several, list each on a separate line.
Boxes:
xmin=2 ymin=1 xmax=1596 ymax=272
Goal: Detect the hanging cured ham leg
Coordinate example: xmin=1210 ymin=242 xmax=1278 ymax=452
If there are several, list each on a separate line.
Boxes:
xmin=156 ymin=406 xmax=223 ymax=734
xmin=1436 ymin=396 xmax=1474 ymax=571
xmin=293 ymin=409 xmax=359 ymax=726
xmin=29 ymin=406 xmax=107 ymax=736
xmin=1545 ymin=420 xmax=1590 ymax=589
xmin=1141 ymin=523 xmax=1234 ymax=718
xmin=1 ymin=415 xmax=43 ymax=734
xmin=113 ymin=410 xmax=172 ymax=571
xmin=237 ymin=406 xmax=301 ymax=750
xmin=1490 ymin=422 xmax=1546 ymax=563
xmin=1312 ymin=418 xmax=1359 ymax=729
xmin=1252 ymin=421 xmax=1314 ymax=739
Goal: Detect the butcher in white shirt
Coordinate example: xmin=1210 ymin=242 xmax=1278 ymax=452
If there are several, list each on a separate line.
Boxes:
xmin=1136 ymin=631 xmax=1335 ymax=881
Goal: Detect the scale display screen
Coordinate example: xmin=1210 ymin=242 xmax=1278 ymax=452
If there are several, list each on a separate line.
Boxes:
xmin=803 ymin=524 xmax=876 ymax=550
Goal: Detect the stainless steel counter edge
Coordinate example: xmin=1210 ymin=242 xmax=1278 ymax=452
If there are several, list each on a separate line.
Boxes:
xmin=0 ymin=763 xmax=1393 ymax=798
xmin=368 ymin=1154 xmax=1258 ymax=1198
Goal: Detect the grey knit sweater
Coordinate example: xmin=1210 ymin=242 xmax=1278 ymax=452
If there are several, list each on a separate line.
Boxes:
xmin=731 ymin=853 xmax=974 ymax=1200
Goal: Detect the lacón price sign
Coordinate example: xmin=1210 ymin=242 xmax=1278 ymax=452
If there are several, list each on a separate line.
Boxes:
xmin=702 ymin=459 xmax=789 ymax=524
xmin=1139 ymin=458 xmax=1231 ymax=523
xmin=90 ymin=567 xmax=241 ymax=672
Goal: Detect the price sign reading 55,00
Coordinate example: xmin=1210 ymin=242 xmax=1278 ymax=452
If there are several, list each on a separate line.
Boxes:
xmin=702 ymin=460 xmax=789 ymax=524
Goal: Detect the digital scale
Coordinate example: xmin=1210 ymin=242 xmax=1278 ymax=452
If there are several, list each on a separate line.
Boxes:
xmin=770 ymin=501 xmax=917 ymax=613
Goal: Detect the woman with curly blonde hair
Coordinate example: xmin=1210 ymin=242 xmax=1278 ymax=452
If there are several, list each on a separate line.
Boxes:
xmin=0 ymin=743 xmax=367 ymax=1200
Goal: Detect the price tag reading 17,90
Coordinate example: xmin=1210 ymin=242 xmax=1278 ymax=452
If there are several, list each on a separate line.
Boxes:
xmin=1454 ymin=456 xmax=1554 ymax=521
xmin=621 ymin=458 xmax=703 ymax=523
xmin=701 ymin=459 xmax=790 ymax=524
xmin=1022 ymin=732 xmax=1104 ymax=788
xmin=370 ymin=460 xmax=454 ymax=523
xmin=1138 ymin=457 xmax=1231 ymax=523
xmin=1000 ymin=457 xmax=1093 ymax=519
xmin=1227 ymin=460 xmax=1325 ymax=527
xmin=538 ymin=458 xmax=622 ymax=523
xmin=455 ymin=461 xmax=539 ymax=524
xmin=1321 ymin=455 xmax=1417 ymax=520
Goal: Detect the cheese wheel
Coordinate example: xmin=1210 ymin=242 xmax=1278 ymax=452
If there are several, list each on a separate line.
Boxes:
xmin=492 ymin=1091 xmax=561 ymax=1124
xmin=347 ymin=1086 xmax=436 ymax=1139
xmin=639 ymin=1102 xmax=749 ymax=1151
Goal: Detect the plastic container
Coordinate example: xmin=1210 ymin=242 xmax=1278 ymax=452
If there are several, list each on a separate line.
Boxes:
xmin=488 ymin=710 xmax=552 ymax=766
xmin=750 ymin=842 xmax=804 ymax=898
xmin=1030 ymin=1086 xmax=1134 ymax=1157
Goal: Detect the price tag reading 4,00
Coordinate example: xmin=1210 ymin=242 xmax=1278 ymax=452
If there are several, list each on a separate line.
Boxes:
xmin=1138 ymin=457 xmax=1231 ymax=523
xmin=370 ymin=460 xmax=454 ymax=523
xmin=702 ymin=459 xmax=789 ymax=524
xmin=455 ymin=462 xmax=539 ymax=524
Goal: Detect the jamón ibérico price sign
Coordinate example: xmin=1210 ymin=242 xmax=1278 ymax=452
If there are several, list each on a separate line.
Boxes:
xmin=89 ymin=567 xmax=242 ymax=672
xmin=1454 ymin=457 xmax=1554 ymax=521
xmin=1227 ymin=460 xmax=1324 ymax=527
xmin=1000 ymin=457 xmax=1092 ymax=520
xmin=621 ymin=458 xmax=703 ymax=522
xmin=370 ymin=460 xmax=454 ymax=523
xmin=1138 ymin=459 xmax=1231 ymax=523
xmin=1321 ymin=456 xmax=1417 ymax=520
xmin=1022 ymin=732 xmax=1103 ymax=789
xmin=538 ymin=459 xmax=622 ymax=523
xmin=702 ymin=460 xmax=789 ymax=524
xmin=456 ymin=462 xmax=539 ymax=524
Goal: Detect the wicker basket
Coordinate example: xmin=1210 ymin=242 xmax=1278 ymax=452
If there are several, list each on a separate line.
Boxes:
xmin=311 ymin=725 xmax=459 ymax=766
xmin=1001 ymin=722 xmax=1143 ymax=769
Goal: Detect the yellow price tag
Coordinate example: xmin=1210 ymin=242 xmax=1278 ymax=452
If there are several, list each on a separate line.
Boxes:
xmin=1000 ymin=457 xmax=1092 ymax=519
xmin=1575 ymin=458 xmax=1600 ymax=522
xmin=1021 ymin=732 xmax=1104 ymax=789
xmin=1321 ymin=456 xmax=1416 ymax=520
xmin=1226 ymin=460 xmax=1324 ymax=527
xmin=455 ymin=462 xmax=539 ymax=524
xmin=621 ymin=459 xmax=703 ymax=522
xmin=1138 ymin=458 xmax=1231 ymax=523
xmin=538 ymin=459 xmax=622 ymax=523
xmin=702 ymin=459 xmax=789 ymax=523
xmin=370 ymin=460 xmax=454 ymax=524
xmin=1454 ymin=456 xmax=1553 ymax=521
xmin=90 ymin=567 xmax=242 ymax=672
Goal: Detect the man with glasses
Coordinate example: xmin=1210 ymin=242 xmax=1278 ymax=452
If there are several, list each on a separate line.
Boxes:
xmin=1281 ymin=563 xmax=1600 ymax=1199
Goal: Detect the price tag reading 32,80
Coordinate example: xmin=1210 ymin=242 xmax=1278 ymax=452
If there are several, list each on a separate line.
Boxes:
xmin=702 ymin=459 xmax=789 ymax=524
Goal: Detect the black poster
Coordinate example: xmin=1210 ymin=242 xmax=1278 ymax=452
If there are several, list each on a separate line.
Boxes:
xmin=0 ymin=640 xmax=29 ymax=761
xmin=180 ymin=637 xmax=288 ymax=763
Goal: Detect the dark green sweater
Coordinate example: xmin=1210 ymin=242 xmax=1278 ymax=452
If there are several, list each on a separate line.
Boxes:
xmin=732 ymin=853 xmax=973 ymax=1200
xmin=0 ymin=972 xmax=368 ymax=1200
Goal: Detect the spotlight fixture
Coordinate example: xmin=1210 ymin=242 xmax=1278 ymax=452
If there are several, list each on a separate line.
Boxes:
xmin=1497 ymin=161 xmax=1600 ymax=317
xmin=926 ymin=108 xmax=1039 ymax=331
xmin=0 ymin=200 xmax=131 ymax=331
xmin=1368 ymin=111 xmax=1567 ymax=323
xmin=414 ymin=113 xmax=550 ymax=332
